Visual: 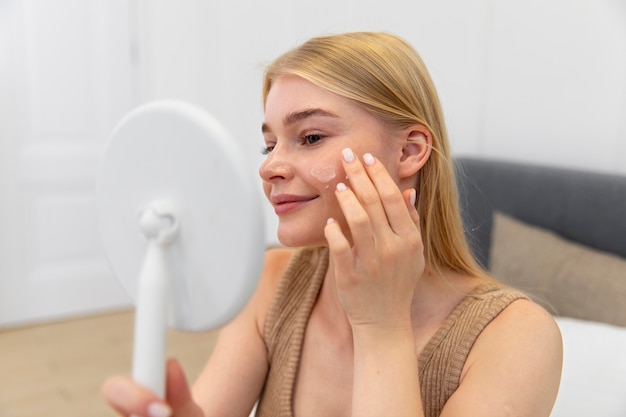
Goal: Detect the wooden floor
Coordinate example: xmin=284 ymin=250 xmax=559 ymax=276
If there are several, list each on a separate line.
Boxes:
xmin=0 ymin=310 xmax=219 ymax=417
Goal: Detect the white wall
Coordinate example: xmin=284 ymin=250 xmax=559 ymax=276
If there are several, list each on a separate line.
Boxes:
xmin=0 ymin=1 xmax=136 ymax=326
xmin=134 ymin=0 xmax=626 ymax=244
xmin=479 ymin=0 xmax=626 ymax=172
xmin=0 ymin=0 xmax=623 ymax=324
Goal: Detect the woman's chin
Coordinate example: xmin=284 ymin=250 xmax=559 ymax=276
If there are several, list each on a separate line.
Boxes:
xmin=276 ymin=228 xmax=326 ymax=248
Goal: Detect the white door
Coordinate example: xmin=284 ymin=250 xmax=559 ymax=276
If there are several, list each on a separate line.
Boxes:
xmin=0 ymin=0 xmax=137 ymax=327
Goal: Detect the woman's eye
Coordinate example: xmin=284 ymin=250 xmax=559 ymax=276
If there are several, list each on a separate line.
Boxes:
xmin=261 ymin=134 xmax=323 ymax=155
xmin=261 ymin=145 xmax=275 ymax=155
xmin=303 ymin=134 xmax=323 ymax=145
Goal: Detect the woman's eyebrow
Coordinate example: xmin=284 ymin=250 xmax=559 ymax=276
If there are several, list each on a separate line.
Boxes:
xmin=261 ymin=108 xmax=339 ymax=133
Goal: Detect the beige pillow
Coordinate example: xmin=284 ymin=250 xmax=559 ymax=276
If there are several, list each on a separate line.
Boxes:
xmin=490 ymin=211 xmax=626 ymax=326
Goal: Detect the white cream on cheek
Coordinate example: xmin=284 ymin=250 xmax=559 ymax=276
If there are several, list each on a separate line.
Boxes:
xmin=310 ymin=165 xmax=338 ymax=188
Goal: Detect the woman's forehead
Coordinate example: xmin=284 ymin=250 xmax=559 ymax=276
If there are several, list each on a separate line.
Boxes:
xmin=263 ymin=76 xmax=368 ymax=127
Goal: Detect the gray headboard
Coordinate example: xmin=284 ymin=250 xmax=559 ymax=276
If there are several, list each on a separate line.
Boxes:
xmin=454 ymin=156 xmax=626 ymax=269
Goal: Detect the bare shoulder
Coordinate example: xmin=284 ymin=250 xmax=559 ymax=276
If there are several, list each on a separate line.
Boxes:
xmin=262 ymin=246 xmax=296 ymax=282
xmin=218 ymin=246 xmax=296 ymax=336
xmin=191 ymin=247 xmax=297 ymax=414
xmin=474 ymin=297 xmax=562 ymax=356
xmin=443 ymin=298 xmax=563 ymax=417
xmin=257 ymin=246 xmax=296 ymax=295
xmin=253 ymin=246 xmax=297 ymax=329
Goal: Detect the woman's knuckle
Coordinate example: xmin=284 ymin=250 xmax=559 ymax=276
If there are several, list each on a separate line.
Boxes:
xmin=360 ymin=191 xmax=380 ymax=207
xmin=379 ymin=188 xmax=398 ymax=202
xmin=351 ymin=213 xmax=371 ymax=228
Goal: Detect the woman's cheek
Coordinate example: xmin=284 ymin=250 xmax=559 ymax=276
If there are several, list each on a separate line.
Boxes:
xmin=309 ymin=158 xmax=348 ymax=191
xmin=309 ymin=164 xmax=338 ymax=189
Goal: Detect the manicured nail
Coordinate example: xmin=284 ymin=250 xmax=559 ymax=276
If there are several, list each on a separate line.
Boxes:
xmin=409 ymin=188 xmax=416 ymax=206
xmin=327 ymin=217 xmax=335 ymax=224
xmin=148 ymin=402 xmax=172 ymax=417
xmin=363 ymin=153 xmax=375 ymax=166
xmin=342 ymin=148 xmax=355 ymax=163
xmin=336 ymin=182 xmax=347 ymax=192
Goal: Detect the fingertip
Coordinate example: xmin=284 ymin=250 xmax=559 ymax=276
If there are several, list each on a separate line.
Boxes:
xmin=166 ymin=357 xmax=185 ymax=378
xmin=323 ymin=217 xmax=338 ymax=241
xmin=401 ymin=189 xmax=420 ymax=225
xmin=148 ymin=401 xmax=173 ymax=417
xmin=342 ymin=147 xmax=355 ymax=163
xmin=165 ymin=358 xmax=205 ymax=417
xmin=102 ymin=375 xmax=153 ymax=416
xmin=363 ymin=152 xmax=375 ymax=166
xmin=402 ymin=188 xmax=416 ymax=208
xmin=101 ymin=376 xmax=125 ymax=403
xmin=166 ymin=357 xmax=195 ymax=407
xmin=324 ymin=217 xmax=340 ymax=242
xmin=409 ymin=188 xmax=416 ymax=207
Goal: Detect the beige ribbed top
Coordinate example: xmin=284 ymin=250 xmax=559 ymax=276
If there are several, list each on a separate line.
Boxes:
xmin=255 ymin=246 xmax=527 ymax=417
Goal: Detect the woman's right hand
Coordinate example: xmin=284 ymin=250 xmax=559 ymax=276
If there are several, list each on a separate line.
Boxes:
xmin=102 ymin=358 xmax=204 ymax=417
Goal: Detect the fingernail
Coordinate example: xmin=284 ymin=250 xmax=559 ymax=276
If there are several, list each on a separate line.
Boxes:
xmin=336 ymin=182 xmax=347 ymax=192
xmin=342 ymin=148 xmax=355 ymax=163
xmin=148 ymin=402 xmax=172 ymax=417
xmin=102 ymin=377 xmax=132 ymax=404
xmin=409 ymin=188 xmax=416 ymax=206
xmin=363 ymin=153 xmax=375 ymax=166
xmin=327 ymin=217 xmax=334 ymax=224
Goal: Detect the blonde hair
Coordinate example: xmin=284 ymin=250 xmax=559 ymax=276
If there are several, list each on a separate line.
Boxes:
xmin=263 ymin=32 xmax=485 ymax=278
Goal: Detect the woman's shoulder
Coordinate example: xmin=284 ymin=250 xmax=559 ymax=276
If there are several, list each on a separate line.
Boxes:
xmin=465 ymin=278 xmax=562 ymax=358
xmin=462 ymin=294 xmax=563 ymax=384
xmin=485 ymin=296 xmax=562 ymax=343
xmin=252 ymin=246 xmax=298 ymax=331
xmin=256 ymin=246 xmax=297 ymax=299
xmin=259 ymin=245 xmax=326 ymax=287
xmin=263 ymin=246 xmax=297 ymax=281
xmin=444 ymin=294 xmax=563 ymax=415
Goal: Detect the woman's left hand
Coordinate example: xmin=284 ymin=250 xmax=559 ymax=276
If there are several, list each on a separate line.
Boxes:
xmin=324 ymin=147 xmax=426 ymax=331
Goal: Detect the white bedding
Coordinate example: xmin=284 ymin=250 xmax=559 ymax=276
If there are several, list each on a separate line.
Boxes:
xmin=551 ymin=317 xmax=626 ymax=417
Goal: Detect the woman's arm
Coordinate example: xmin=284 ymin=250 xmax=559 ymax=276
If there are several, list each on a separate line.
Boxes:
xmin=350 ymin=324 xmax=424 ymax=416
xmin=102 ymin=247 xmax=292 ymax=417
xmin=192 ymin=247 xmax=293 ymax=417
xmin=442 ymin=299 xmax=563 ymax=417
xmin=324 ymin=149 xmax=426 ymax=416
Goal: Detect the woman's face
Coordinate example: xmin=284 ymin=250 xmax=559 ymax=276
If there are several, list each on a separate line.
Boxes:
xmin=259 ymin=75 xmax=404 ymax=247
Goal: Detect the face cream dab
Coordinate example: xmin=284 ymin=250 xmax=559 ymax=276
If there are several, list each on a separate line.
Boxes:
xmin=310 ymin=165 xmax=337 ymax=184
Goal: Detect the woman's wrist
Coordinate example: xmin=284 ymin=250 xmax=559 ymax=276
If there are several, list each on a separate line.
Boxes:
xmin=351 ymin=319 xmax=423 ymax=417
xmin=351 ymin=318 xmax=415 ymax=348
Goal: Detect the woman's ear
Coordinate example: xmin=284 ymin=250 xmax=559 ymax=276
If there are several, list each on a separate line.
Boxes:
xmin=398 ymin=125 xmax=432 ymax=179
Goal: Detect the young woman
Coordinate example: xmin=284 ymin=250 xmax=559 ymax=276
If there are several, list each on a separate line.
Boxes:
xmin=103 ymin=32 xmax=562 ymax=417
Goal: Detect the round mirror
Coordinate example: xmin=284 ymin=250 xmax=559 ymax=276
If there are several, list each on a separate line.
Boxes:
xmin=96 ymin=100 xmax=266 ymax=396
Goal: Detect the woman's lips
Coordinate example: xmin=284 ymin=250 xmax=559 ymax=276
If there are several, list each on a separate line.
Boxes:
xmin=271 ymin=194 xmax=318 ymax=215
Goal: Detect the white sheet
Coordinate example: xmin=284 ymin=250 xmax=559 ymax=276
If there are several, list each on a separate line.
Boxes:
xmin=551 ymin=317 xmax=626 ymax=417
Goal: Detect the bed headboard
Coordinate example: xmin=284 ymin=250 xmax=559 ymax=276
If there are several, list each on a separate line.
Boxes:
xmin=454 ymin=157 xmax=626 ymax=415
xmin=454 ymin=156 xmax=626 ymax=269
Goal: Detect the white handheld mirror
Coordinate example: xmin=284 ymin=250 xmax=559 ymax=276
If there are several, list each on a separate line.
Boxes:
xmin=96 ymin=100 xmax=265 ymax=398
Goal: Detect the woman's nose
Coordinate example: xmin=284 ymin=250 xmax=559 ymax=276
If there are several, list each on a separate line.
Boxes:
xmin=259 ymin=148 xmax=295 ymax=182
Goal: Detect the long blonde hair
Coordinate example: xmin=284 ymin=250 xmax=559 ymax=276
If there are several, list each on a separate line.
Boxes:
xmin=263 ymin=32 xmax=485 ymax=278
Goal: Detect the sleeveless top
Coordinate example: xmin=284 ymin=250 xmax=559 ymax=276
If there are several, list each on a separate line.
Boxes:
xmin=255 ymin=246 xmax=528 ymax=417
